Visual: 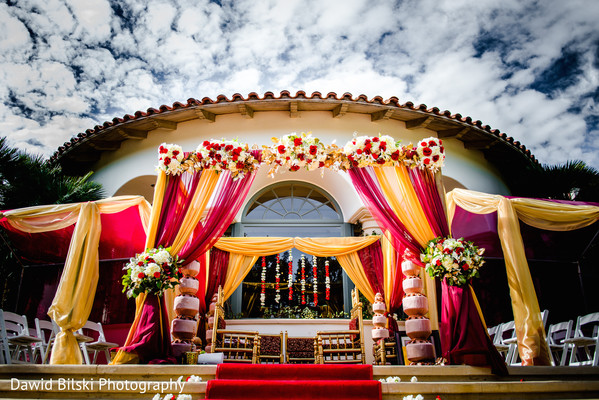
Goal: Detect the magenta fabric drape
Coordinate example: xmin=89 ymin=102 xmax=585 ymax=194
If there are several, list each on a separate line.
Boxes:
xmin=408 ymin=168 xmax=450 ymax=237
xmin=441 ymin=281 xmax=507 ymax=375
xmin=117 ymin=294 xmax=174 ymax=364
xmin=197 ymin=248 xmax=230 ymax=346
xmin=348 ymin=167 xmax=421 ymax=261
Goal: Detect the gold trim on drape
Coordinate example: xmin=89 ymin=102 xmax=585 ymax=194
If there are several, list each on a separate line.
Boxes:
xmin=446 ymin=188 xmax=599 ymax=365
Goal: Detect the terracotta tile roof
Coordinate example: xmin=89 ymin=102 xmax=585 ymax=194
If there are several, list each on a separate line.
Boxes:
xmin=50 ymin=91 xmax=537 ymax=170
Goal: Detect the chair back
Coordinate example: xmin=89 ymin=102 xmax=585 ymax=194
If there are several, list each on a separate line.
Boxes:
xmin=80 ymin=320 xmax=107 ymax=342
xmin=210 ymin=286 xmax=226 ymax=348
xmin=0 ymin=311 xmax=29 ymax=337
xmin=547 ymin=320 xmax=573 ymax=346
xmin=487 ymin=325 xmax=499 ymax=344
xmin=35 ymin=319 xmax=57 ymax=348
xmin=573 ymin=312 xmax=599 ymax=339
xmin=349 ymin=288 xmax=363 ymax=343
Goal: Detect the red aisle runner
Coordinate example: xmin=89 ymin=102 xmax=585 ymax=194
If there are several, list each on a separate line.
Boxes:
xmin=205 ymin=364 xmax=381 ymax=400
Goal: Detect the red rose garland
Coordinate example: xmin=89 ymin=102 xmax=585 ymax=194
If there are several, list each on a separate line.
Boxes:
xmin=300 ymin=255 xmax=306 ymax=305
xmin=325 ymin=259 xmax=330 ymax=300
xmin=288 ymin=251 xmax=293 ymax=301
xmin=275 ymin=254 xmax=281 ymax=303
xmin=312 ymin=254 xmax=318 ymax=306
xmin=260 ymin=256 xmax=266 ymax=307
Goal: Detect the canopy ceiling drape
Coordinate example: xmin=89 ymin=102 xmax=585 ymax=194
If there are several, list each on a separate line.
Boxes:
xmin=447 ymin=188 xmax=599 ymax=366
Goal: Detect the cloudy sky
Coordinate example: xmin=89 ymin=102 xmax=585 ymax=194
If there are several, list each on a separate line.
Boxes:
xmin=1 ymin=0 xmax=598 ymax=167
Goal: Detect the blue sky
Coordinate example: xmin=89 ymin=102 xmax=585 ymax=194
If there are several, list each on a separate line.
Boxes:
xmin=1 ymin=0 xmax=598 ymax=168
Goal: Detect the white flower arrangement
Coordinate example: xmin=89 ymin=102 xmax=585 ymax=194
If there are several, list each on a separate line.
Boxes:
xmin=415 ymin=137 xmax=445 ymax=171
xmin=343 ymin=134 xmax=402 ymax=167
xmin=157 ymin=143 xmax=185 ymax=175
xmin=196 ymin=139 xmax=258 ymax=180
xmin=421 ymin=236 xmax=485 ymax=287
xmin=264 ymin=132 xmax=327 ymax=176
xmin=122 ymin=246 xmax=182 ymax=298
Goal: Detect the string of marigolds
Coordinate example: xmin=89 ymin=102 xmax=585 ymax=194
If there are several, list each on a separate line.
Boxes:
xmin=300 ymin=255 xmax=306 ymax=305
xmin=260 ymin=256 xmax=266 ymax=307
xmin=287 ymin=251 xmax=293 ymax=301
xmin=325 ymin=259 xmax=330 ymax=300
xmin=312 ymin=255 xmax=318 ymax=306
xmin=275 ymin=254 xmax=281 ymax=303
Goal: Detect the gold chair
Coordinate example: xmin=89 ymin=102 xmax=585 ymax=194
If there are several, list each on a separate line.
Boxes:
xmin=373 ymin=334 xmax=399 ymax=365
xmin=315 ymin=288 xmax=365 ymax=364
xmin=209 ymin=286 xmax=260 ymax=363
xmin=285 ymin=332 xmax=317 ymax=364
xmin=259 ymin=331 xmax=284 ymax=364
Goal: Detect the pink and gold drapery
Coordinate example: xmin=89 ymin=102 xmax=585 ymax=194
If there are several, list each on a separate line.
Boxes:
xmin=0 ymin=196 xmax=151 ymax=364
xmin=446 ymin=188 xmax=599 ymax=366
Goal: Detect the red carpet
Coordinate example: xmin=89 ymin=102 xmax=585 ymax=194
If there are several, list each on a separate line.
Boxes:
xmin=205 ymin=364 xmax=381 ymax=400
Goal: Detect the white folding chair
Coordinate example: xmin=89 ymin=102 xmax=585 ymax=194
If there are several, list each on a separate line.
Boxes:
xmin=78 ymin=321 xmax=119 ymax=364
xmin=34 ymin=318 xmax=59 ymax=364
xmin=564 ymin=312 xmax=599 ymax=366
xmin=547 ymin=320 xmax=573 ymax=366
xmin=494 ymin=321 xmax=518 ymax=364
xmin=487 ymin=325 xmax=499 ymax=344
xmin=0 ymin=310 xmax=42 ymax=364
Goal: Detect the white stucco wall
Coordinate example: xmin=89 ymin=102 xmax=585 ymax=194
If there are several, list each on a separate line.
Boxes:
xmin=90 ymin=110 xmax=510 ymax=220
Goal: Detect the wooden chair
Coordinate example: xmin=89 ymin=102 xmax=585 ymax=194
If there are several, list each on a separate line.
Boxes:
xmin=209 ymin=286 xmax=260 ymax=363
xmin=259 ymin=331 xmax=284 ymax=364
xmin=78 ymin=321 xmax=119 ymax=364
xmin=564 ymin=312 xmax=599 ymax=366
xmin=547 ymin=320 xmax=573 ymax=366
xmin=315 ymin=288 xmax=365 ymax=364
xmin=285 ymin=333 xmax=317 ymax=364
xmin=0 ymin=310 xmax=41 ymax=364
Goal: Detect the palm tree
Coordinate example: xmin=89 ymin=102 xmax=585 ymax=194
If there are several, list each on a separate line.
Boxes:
xmin=0 ymin=136 xmax=105 ymax=309
xmin=504 ymin=160 xmax=599 ymax=202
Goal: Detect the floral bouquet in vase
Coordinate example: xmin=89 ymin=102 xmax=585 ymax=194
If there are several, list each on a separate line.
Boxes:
xmin=122 ymin=246 xmax=183 ymax=298
xmin=421 ymin=237 xmax=485 ymax=287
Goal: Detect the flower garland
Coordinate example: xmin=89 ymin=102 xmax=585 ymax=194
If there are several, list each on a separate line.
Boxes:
xmin=421 ymin=237 xmax=485 ymax=287
xmin=325 ymin=259 xmax=330 ymax=300
xmin=157 ymin=144 xmax=185 ymax=175
xmin=312 ymin=254 xmax=318 ymax=306
xmin=196 ymin=139 xmax=259 ymax=180
xmin=122 ymin=246 xmax=183 ymax=298
xmin=260 ymin=256 xmax=266 ymax=307
xmin=262 ymin=132 xmax=327 ymax=176
xmin=275 ymin=254 xmax=281 ymax=303
xmin=156 ymin=134 xmax=445 ymax=178
xmin=300 ymin=255 xmax=306 ymax=305
xmin=287 ymin=251 xmax=293 ymax=301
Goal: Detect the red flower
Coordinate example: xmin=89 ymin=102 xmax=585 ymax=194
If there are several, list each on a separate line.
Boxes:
xmin=432 ymin=155 xmax=440 ymax=162
xmin=462 ymin=264 xmax=469 ymax=271
xmin=215 ymin=153 xmax=222 ymax=161
xmin=421 ymin=141 xmax=427 ymax=147
xmin=423 ymin=158 xmax=431 ymax=165
xmin=428 ymin=140 xmax=437 ymax=147
xmin=293 ymin=137 xmax=302 ymax=146
xmin=406 ymin=149 xmax=416 ymax=158
xmin=232 ymin=154 xmax=239 ymax=161
xmin=159 ymin=146 xmax=168 ymax=154
xmin=153 ymin=271 xmax=161 ymax=278
xmin=137 ymin=272 xmax=145 ymax=279
xmin=440 ymin=146 xmax=444 ymax=153
xmin=364 ymin=139 xmax=371 ymax=144
xmin=372 ymin=137 xmax=379 ymax=142
xmin=137 ymin=261 xmax=144 ymax=266
xmin=391 ymin=151 xmax=400 ymax=161
xmin=422 ymin=147 xmax=432 ymax=156
xmin=319 ymin=161 xmax=325 ymax=168
xmin=376 ymin=158 xmax=385 ymax=164
xmin=290 ymin=165 xmax=301 ymax=171
xmin=277 ymin=144 xmax=286 ymax=154
xmin=309 ymin=145 xmax=318 ymax=155
xmin=163 ymin=157 xmax=171 ymax=165
xmin=172 ymin=150 xmax=179 ymax=157
xmin=352 ymin=160 xmax=359 ymax=167
xmin=297 ymin=153 xmax=305 ymax=161
xmin=379 ymin=141 xmax=387 ymax=151
xmin=356 ymin=149 xmax=363 ymax=155
xmin=439 ymin=139 xmax=443 ymax=145
xmin=436 ymin=260 xmax=441 ymax=266
xmin=225 ymin=144 xmax=234 ymax=151
xmin=364 ymin=148 xmax=371 ymax=155
xmin=236 ymin=161 xmax=245 ymax=169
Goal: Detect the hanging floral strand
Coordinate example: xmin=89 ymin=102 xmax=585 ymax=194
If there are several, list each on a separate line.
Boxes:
xmin=260 ymin=256 xmax=266 ymax=307
xmin=275 ymin=254 xmax=281 ymax=303
xmin=312 ymin=255 xmax=318 ymax=306
xmin=288 ymin=251 xmax=293 ymax=301
xmin=301 ymin=255 xmax=306 ymax=305
xmin=325 ymin=259 xmax=331 ymax=300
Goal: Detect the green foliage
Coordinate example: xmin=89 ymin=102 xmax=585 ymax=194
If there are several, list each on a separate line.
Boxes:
xmin=0 ymin=137 xmax=105 ymax=310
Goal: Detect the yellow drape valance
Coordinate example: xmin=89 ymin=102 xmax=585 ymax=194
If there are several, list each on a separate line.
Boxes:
xmin=1 ymin=196 xmax=151 ymax=364
xmin=446 ymin=188 xmax=599 ymax=365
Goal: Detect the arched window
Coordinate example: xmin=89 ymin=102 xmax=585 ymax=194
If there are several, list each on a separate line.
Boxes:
xmin=229 ymin=182 xmax=354 ymax=317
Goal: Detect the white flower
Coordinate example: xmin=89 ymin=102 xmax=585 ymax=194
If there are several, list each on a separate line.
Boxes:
xmin=152 ymin=249 xmax=172 ymax=265
xmin=415 ymin=395 xmax=424 ymax=400
xmin=152 ymin=395 xmax=161 ymax=400
xmin=403 ymin=396 xmax=414 ymax=400
xmin=144 ymin=263 xmax=161 ymax=276
xmin=411 ymin=376 xmax=418 ymax=382
xmin=177 ymin=395 xmax=192 ymax=400
xmin=385 ymin=376 xmax=401 ymax=382
xmin=162 ymin=395 xmax=173 ymax=400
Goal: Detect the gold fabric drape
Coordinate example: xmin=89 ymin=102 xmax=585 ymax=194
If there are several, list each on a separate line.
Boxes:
xmin=1 ymin=196 xmax=151 ymax=364
xmin=111 ymin=170 xmax=220 ymax=365
xmin=446 ymin=188 xmax=599 ymax=365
